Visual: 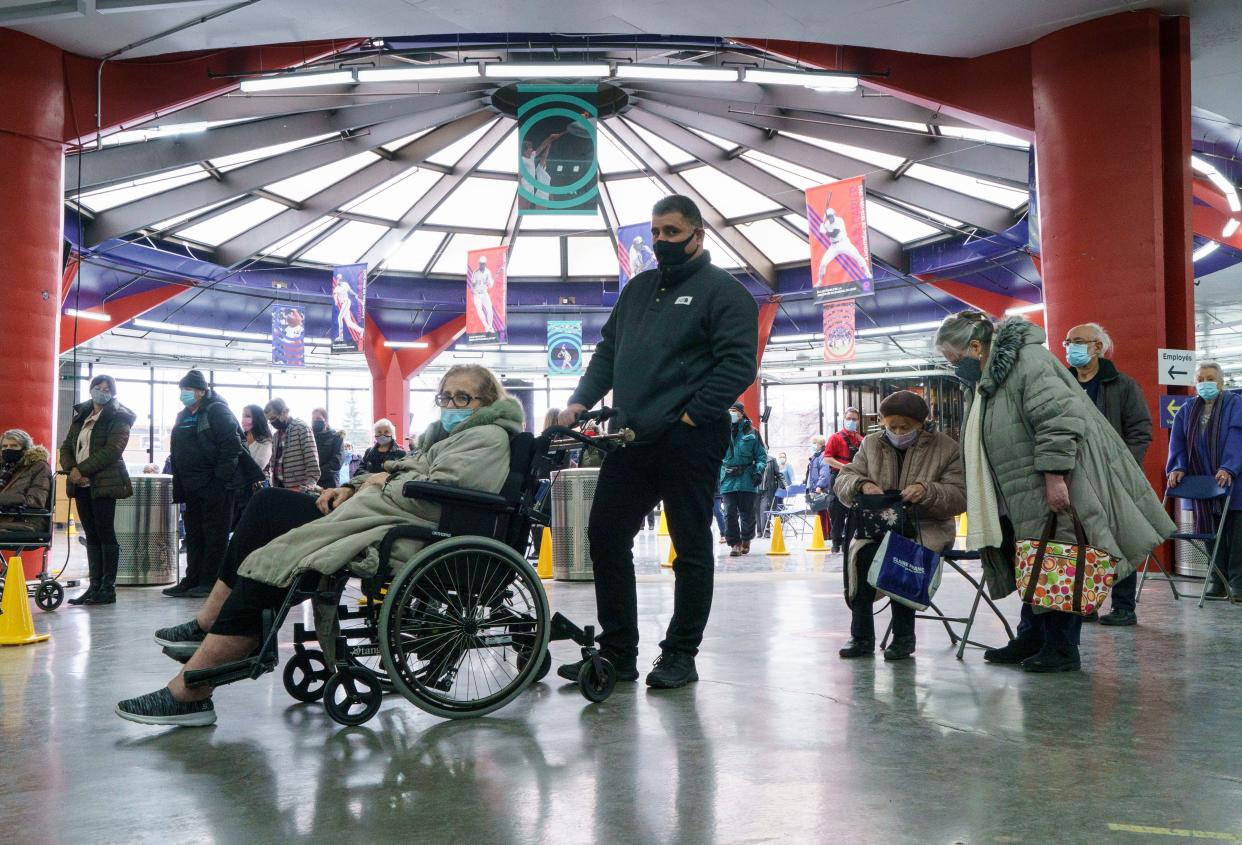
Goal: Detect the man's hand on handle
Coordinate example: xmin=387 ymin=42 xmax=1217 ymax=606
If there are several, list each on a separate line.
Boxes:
xmin=1044 ymin=474 xmax=1071 ymax=512
xmin=558 ymin=404 xmax=587 ymax=428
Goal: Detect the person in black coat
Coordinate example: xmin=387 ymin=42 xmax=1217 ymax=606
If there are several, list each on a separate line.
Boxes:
xmin=311 ymin=407 xmax=344 ymax=491
xmin=353 ymin=418 xmax=407 ymax=477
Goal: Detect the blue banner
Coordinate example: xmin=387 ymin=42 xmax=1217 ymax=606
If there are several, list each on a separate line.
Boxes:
xmin=331 ymin=263 xmax=367 ymax=353
xmin=272 ymin=306 xmax=305 ymax=367
xmin=617 ymin=221 xmax=655 ymax=289
xmin=1160 ymin=394 xmax=1190 ymax=429
xmin=517 ymin=84 xmax=599 ymax=215
xmin=547 ymin=320 xmax=582 ymax=376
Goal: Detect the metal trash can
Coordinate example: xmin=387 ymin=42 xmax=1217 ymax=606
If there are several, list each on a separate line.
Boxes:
xmin=1175 ymin=499 xmax=1210 ymax=578
xmin=114 ymin=474 xmax=179 ymax=586
xmin=551 ymin=467 xmax=599 ymax=581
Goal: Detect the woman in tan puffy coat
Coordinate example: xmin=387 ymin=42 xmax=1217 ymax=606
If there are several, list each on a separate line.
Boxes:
xmin=834 ymin=391 xmax=966 ymax=661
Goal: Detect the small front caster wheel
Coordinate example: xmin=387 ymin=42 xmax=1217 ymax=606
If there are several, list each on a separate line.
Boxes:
xmin=35 ymin=580 xmax=64 ymax=611
xmin=323 ymin=666 xmax=383 ymax=726
xmin=283 ymin=649 xmax=330 ymax=703
xmin=577 ymin=656 xmax=617 ymax=703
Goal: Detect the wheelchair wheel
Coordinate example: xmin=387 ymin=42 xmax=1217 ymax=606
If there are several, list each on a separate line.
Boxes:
xmin=323 ymin=666 xmax=384 ymax=726
xmin=35 ymin=580 xmax=64 ymax=612
xmin=577 ymin=657 xmax=617 ymax=703
xmin=340 ymin=587 xmax=393 ymax=691
xmin=379 ymin=536 xmax=551 ymax=720
xmin=283 ymin=649 xmax=330 ymax=703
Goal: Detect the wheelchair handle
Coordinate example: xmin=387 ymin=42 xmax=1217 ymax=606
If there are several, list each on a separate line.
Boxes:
xmin=544 ymin=426 xmax=635 ymax=453
xmin=575 ymin=406 xmax=625 ymax=427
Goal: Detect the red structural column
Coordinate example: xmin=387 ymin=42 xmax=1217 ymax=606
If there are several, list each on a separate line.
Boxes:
xmin=1031 ymin=13 xmax=1193 ymax=489
xmin=740 ymin=300 xmax=779 ymax=426
xmin=361 ymin=316 xmax=467 ymax=443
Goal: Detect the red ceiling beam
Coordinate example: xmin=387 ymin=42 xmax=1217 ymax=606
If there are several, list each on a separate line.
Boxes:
xmin=918 ymin=275 xmax=1043 ymax=326
xmin=59 ymin=282 xmax=188 ymax=353
xmin=361 ymin=314 xmax=466 ymax=442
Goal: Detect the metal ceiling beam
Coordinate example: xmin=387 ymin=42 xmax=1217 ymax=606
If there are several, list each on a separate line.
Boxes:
xmin=212 ymin=110 xmax=497 ymax=267
xmin=360 ymin=120 xmax=512 ymax=270
xmin=605 ymin=118 xmax=777 ymax=288
xmin=87 ymin=97 xmax=489 ymax=246
xmin=631 ymin=100 xmax=1017 ymax=233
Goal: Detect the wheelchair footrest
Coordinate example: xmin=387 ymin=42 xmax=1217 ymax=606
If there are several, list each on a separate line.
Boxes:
xmin=548 ymin=612 xmax=596 ymax=649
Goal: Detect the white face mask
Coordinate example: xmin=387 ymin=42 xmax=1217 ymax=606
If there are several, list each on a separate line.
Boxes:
xmin=885 ymin=429 xmax=920 ymax=450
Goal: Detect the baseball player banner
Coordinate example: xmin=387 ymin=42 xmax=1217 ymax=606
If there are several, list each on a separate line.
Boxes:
xmin=466 ymin=245 xmax=508 ymax=344
xmin=823 ymin=299 xmax=857 ymax=363
xmin=806 ymin=176 xmax=874 ymax=304
xmin=546 ymin=320 xmax=583 ymax=376
xmin=517 ymin=84 xmax=600 ymax=215
xmin=617 ymin=221 xmax=655 ymax=289
xmin=271 ymin=305 xmax=305 ymax=367
xmin=330 ymin=263 xmax=367 ymax=353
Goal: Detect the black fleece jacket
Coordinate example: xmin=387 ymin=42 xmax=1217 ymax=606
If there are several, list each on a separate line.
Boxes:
xmin=570 ymin=252 xmax=758 ymax=444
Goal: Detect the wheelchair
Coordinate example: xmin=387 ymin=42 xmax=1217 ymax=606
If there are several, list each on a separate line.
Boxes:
xmin=0 ymin=474 xmax=68 ymax=612
xmin=184 ymin=408 xmax=632 ymax=726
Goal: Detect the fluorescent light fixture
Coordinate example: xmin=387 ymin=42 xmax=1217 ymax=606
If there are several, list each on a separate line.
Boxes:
xmin=239 ymin=70 xmax=355 ymax=93
xmin=857 ymin=326 xmax=900 ymax=337
xmin=133 ymin=318 xmax=224 ymax=337
xmin=384 ymin=340 xmax=430 ymax=349
xmin=744 ymin=68 xmax=857 ymax=91
xmin=1191 ymin=156 xmax=1217 ymax=176
xmin=614 ymin=64 xmax=740 ymax=83
xmin=1207 ymin=171 xmax=1236 ymax=197
xmin=842 ymin=358 xmax=929 ymax=370
xmin=1004 ymin=302 xmax=1045 ymax=316
xmin=222 ymin=330 xmax=269 ymax=341
xmin=900 ymin=320 xmax=948 ymax=333
xmin=65 ymin=308 xmax=111 ymax=322
xmin=1224 ymin=219 xmax=1241 ymax=238
xmin=1193 ymin=241 xmax=1220 ymax=262
xmin=856 ymin=320 xmax=945 ymax=338
xmin=1230 ymin=194 xmax=1242 ymax=214
xmin=357 ymin=64 xmax=480 ymax=83
xmin=484 ymin=63 xmax=610 ymax=79
xmin=769 ymin=332 xmax=824 ymax=344
xmin=499 ymin=344 xmax=548 ymax=352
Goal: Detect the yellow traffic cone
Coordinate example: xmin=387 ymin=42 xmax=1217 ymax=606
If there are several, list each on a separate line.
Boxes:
xmin=807 ymin=517 xmax=828 ymax=552
xmin=768 ymin=517 xmax=790 ymax=556
xmin=66 ymin=517 xmax=77 ymax=537
xmin=537 ymin=527 xmax=554 ymax=579
xmin=657 ymin=510 xmax=670 ymax=536
xmin=662 ymin=541 xmax=676 ymax=568
xmin=0 ymin=557 xmax=49 ymax=646
xmin=957 ymin=513 xmax=968 ymax=537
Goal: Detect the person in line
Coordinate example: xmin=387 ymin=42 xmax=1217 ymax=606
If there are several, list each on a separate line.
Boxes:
xmin=118 ymin=366 xmax=524 ymax=727
xmin=0 ymin=429 xmax=52 ymax=537
xmin=354 ymin=418 xmax=407 ymax=476
xmin=233 ymin=405 xmax=273 ymax=529
xmin=1166 ymin=362 xmax=1242 ymax=600
xmin=60 ymin=375 xmax=135 ymax=606
xmin=311 ymin=408 xmax=344 ymax=492
xmin=719 ymin=403 xmax=767 ymax=556
xmin=806 ymin=434 xmax=830 ymax=539
xmin=556 ymin=194 xmax=758 ymax=689
xmin=1064 ymin=322 xmax=1153 ymax=625
xmin=835 ymin=391 xmax=966 ymax=661
xmin=778 ymin=452 xmax=794 ymax=488
xmin=756 ymin=451 xmax=784 ymax=538
xmin=935 ymin=311 xmax=1174 ymax=672
xmin=825 ymin=408 xmax=865 ymax=553
xmin=265 ymin=398 xmax=320 ymax=492
xmin=340 ymin=443 xmax=359 ymax=485
xmin=165 ymin=370 xmax=244 ymax=599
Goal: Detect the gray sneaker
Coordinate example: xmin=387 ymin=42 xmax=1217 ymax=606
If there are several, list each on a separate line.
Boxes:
xmin=154 ymin=619 xmax=206 ymax=650
xmin=115 ymin=688 xmax=216 ymax=727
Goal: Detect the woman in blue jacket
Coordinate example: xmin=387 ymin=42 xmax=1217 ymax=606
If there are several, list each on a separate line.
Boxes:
xmin=1166 ymin=362 xmax=1242 ymax=598
xmin=719 ymin=403 xmax=767 ymax=556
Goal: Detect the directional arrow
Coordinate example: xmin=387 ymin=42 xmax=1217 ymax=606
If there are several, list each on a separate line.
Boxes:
xmin=1169 ymin=365 xmax=1187 ymax=381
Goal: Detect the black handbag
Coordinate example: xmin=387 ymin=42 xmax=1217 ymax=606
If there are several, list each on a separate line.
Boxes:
xmin=808 ymin=492 xmax=831 ymax=512
xmin=849 ymin=491 xmax=918 ymax=541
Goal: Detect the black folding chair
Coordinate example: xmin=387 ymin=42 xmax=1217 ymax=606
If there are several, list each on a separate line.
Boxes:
xmin=1137 ymin=475 xmax=1235 ymax=608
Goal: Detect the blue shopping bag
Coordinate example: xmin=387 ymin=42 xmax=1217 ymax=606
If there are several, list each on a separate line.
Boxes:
xmin=866 ymin=531 xmax=942 ymax=611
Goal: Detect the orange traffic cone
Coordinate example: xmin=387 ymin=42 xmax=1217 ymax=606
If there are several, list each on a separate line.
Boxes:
xmin=768 ymin=518 xmax=790 ymax=556
xmin=662 ymin=541 xmax=676 ymax=568
xmin=0 ymin=557 xmax=49 ymax=646
xmin=537 ymin=527 xmax=554 ymax=579
xmin=806 ymin=517 xmax=828 ymax=552
xmin=657 ymin=510 xmax=670 ymax=536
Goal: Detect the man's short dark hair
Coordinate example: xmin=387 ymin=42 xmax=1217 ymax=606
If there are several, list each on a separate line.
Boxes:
xmin=652 ymin=194 xmax=704 ymax=228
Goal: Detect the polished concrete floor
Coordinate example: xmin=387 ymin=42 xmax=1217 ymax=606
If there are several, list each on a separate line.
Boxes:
xmin=3 ymin=529 xmax=1242 ymax=845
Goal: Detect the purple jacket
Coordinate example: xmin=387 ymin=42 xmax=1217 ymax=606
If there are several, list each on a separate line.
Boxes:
xmin=1166 ymin=391 xmax=1242 ymax=510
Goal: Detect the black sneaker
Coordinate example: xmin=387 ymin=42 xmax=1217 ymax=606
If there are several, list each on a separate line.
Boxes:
xmin=645 ymin=652 xmax=698 ymax=689
xmin=983 ymin=637 xmax=1042 ymax=665
xmin=154 ymin=619 xmax=206 ymax=650
xmin=162 ymin=580 xmax=192 ymax=597
xmin=557 ymin=654 xmax=639 ymax=683
xmin=838 ymin=638 xmax=875 ymax=659
xmin=1021 ymin=645 xmax=1081 ymax=673
xmin=115 ymin=688 xmax=216 ymax=727
xmin=185 ymin=585 xmax=213 ymax=598
xmin=1098 ymin=609 xmax=1137 ymax=627
xmin=883 ymin=637 xmax=916 ymax=661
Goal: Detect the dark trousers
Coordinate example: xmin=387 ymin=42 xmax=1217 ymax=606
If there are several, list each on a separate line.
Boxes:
xmin=1016 ymin=604 xmax=1082 ymax=649
xmin=588 ymin=419 xmax=729 ymax=660
xmin=827 ymin=486 xmax=848 ymax=550
xmin=849 ymin=542 xmax=914 ymax=642
xmin=182 ymin=486 xmax=236 ymax=589
xmin=756 ymin=489 xmax=777 ymax=535
xmin=712 ymin=497 xmax=726 ymax=534
xmin=1110 ymin=572 xmax=1137 ymax=613
xmin=72 ymin=488 xmax=117 ymax=547
xmin=722 ymin=491 xmax=757 ymax=544
xmin=1209 ymin=509 xmax=1242 ymax=592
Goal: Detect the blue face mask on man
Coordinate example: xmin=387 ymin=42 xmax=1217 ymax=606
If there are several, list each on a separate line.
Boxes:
xmin=1197 ymin=381 xmax=1221 ymax=402
xmin=1065 ymin=343 xmax=1092 ymax=368
xmin=843 ymin=419 xmax=859 ymax=433
xmin=441 ymin=408 xmax=474 ymax=433
xmin=179 ymin=389 xmax=198 ymax=407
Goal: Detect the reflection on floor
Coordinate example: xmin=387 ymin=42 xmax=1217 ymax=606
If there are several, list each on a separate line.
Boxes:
xmin=3 ymin=528 xmax=1241 ymax=844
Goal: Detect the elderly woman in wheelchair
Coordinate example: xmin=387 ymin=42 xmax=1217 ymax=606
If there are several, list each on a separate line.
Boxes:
xmin=116 ymin=364 xmax=537 ymax=727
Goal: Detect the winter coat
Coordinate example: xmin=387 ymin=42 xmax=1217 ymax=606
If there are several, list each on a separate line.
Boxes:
xmin=238 ymin=398 xmax=525 ymax=588
xmin=805 ymin=451 xmax=830 ymax=492
xmin=354 ymin=443 xmax=408 ymax=477
xmin=1166 ymin=391 xmax=1242 ymax=511
xmin=719 ymin=418 xmax=766 ymax=494
xmin=0 ymin=446 xmax=53 ymax=533
xmin=1068 ymin=358 xmax=1153 ymax=465
xmin=760 ymin=457 xmax=784 ymax=495
xmin=968 ymin=318 xmax=1174 ymax=598
xmin=272 ymin=418 xmax=320 ymax=491
xmin=314 ymin=426 xmax=344 ymax=490
xmin=169 ymin=390 xmax=245 ymax=502
xmin=59 ymin=400 xmax=135 ymax=500
xmin=834 ymin=431 xmax=966 ymax=602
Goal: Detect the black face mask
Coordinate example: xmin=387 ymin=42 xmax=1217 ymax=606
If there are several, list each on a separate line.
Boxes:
xmin=654 ymin=232 xmax=698 ymax=267
xmin=269 ymin=417 xmax=288 ymax=431
xmin=954 ymin=356 xmax=983 ymax=386
xmin=312 ymin=419 xmax=326 ymax=433
xmin=2 ymin=448 xmax=22 ymax=465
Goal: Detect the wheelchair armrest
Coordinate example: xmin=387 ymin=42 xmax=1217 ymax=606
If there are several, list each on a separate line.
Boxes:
xmin=401 ymin=481 xmax=510 ymax=512
xmin=377 ymin=523 xmax=448 ymax=575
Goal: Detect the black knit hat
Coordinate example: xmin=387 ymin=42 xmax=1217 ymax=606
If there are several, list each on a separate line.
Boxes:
xmin=179 ymin=369 xmax=208 ymax=391
xmin=879 ymin=390 xmax=929 ymax=423
xmin=730 ymin=401 xmax=745 ymax=412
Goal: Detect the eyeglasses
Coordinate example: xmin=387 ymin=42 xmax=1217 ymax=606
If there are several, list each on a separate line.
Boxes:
xmin=1062 ymin=338 xmax=1100 ymax=347
xmin=434 ymin=391 xmax=477 ymax=408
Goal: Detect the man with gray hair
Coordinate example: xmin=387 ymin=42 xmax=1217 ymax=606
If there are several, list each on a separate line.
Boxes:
xmin=1064 ymin=322 xmax=1153 ymax=626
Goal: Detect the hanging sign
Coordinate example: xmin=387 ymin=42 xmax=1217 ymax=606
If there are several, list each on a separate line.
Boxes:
xmin=517 ymin=84 xmax=600 ymax=215
xmin=547 ymin=320 xmax=583 ymax=376
xmin=1158 ymin=349 xmax=1195 ymax=387
xmin=272 ymin=306 xmax=305 ymax=367
xmin=806 ymin=176 xmax=873 ymax=304
xmin=330 ymin=263 xmax=367 ymax=353
xmin=617 ymin=221 xmax=656 ymax=289
xmin=823 ymin=299 xmax=857 ymax=363
xmin=466 ymin=246 xmax=508 ymax=344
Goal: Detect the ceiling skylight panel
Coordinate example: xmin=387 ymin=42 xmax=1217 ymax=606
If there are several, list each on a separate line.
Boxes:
xmin=506 ymin=236 xmax=562 ymax=277
xmin=425 ymin=177 xmax=516 ymax=230
xmin=597 ymin=125 xmax=641 ymax=174
xmin=567 ymin=237 xmax=618 ymax=276
xmin=342 ymin=168 xmax=442 ymax=221
xmin=299 ymin=221 xmax=389 ymax=265
xmin=263 ymin=216 xmax=337 ymax=257
xmin=742 ymin=150 xmax=835 ymax=191
xmin=905 ymin=164 xmax=1028 ymax=209
xmin=687 ymin=128 xmax=737 ymax=151
xmin=620 ymin=119 xmax=695 ymax=166
xmin=703 ymin=231 xmax=744 ymax=269
xmin=381 ymin=127 xmax=435 ymax=154
xmin=603 ymin=176 xmax=667 ymax=225
xmin=736 ymin=218 xmax=810 ymax=264
xmin=383 ymin=229 xmax=446 ymax=273
xmin=680 ymin=166 xmax=781 ymax=219
xmin=176 ymin=198 xmax=286 ymax=246
xmin=478 ymin=128 xmax=519 ymax=173
xmin=519 ymin=210 xmax=608 ymax=232
xmin=264 ymin=151 xmax=379 ymax=202
xmin=208 ymin=133 xmax=337 ymax=172
xmin=427 ymin=119 xmax=500 ymax=166
xmin=935 ymin=125 xmax=1030 ymax=148
xmin=782 ymin=131 xmax=905 ymax=170
xmin=429 ymin=233 xmax=504 ymax=274
xmin=864 ymin=200 xmax=939 ymax=243
xmin=76 ymin=165 xmax=210 ymax=212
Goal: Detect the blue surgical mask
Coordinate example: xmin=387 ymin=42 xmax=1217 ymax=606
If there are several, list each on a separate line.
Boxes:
xmin=1066 ymin=343 xmax=1092 ymax=368
xmin=885 ymin=429 xmax=920 ymax=450
xmin=1197 ymin=381 xmax=1221 ymax=401
xmin=440 ymin=408 xmax=474 ymax=433
xmin=179 ymin=390 xmax=197 ymax=407
xmin=729 ymin=410 xmax=741 ymax=424
xmin=844 ymin=420 xmax=859 ymax=433
xmin=89 ymin=388 xmax=112 ymax=406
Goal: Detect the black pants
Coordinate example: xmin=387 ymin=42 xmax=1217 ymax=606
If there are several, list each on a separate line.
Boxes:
xmin=212 ymin=488 xmax=325 ymax=637
xmin=72 ymin=488 xmax=117 ymax=547
xmin=827 ymin=482 xmax=848 ymax=549
xmin=1209 ymin=509 xmax=1242 ymax=592
xmin=1016 ymin=604 xmax=1082 ymax=649
xmin=722 ymin=491 xmax=757 ymax=544
xmin=1110 ymin=572 xmax=1137 ymax=613
xmin=181 ymin=486 xmax=236 ymax=589
xmin=756 ymin=489 xmax=776 ymax=535
xmin=849 ymin=542 xmax=914 ymax=642
xmin=588 ymin=418 xmax=729 ymax=660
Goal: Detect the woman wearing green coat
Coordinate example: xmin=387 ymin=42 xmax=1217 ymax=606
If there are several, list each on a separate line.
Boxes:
xmin=935 ymin=312 xmax=1174 ymax=673
xmin=719 ymin=402 xmax=766 ymax=556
